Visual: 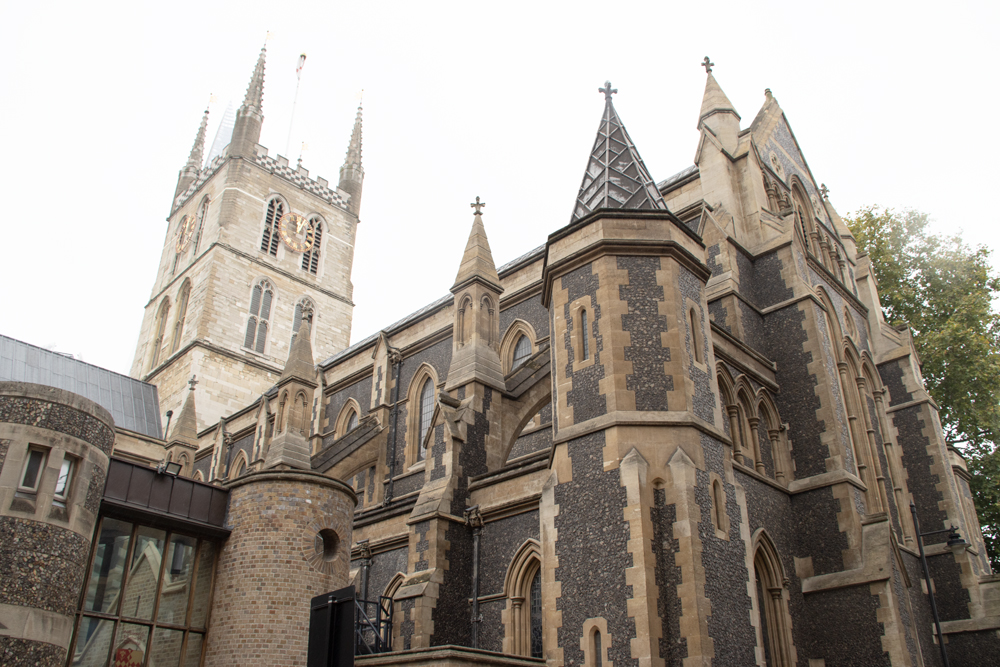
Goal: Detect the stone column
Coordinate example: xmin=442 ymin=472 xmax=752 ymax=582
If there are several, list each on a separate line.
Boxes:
xmin=205 ymin=470 xmax=356 ymax=665
xmin=0 ymin=382 xmax=115 ymax=665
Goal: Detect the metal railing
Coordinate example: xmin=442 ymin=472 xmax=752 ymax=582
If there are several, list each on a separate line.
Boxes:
xmin=355 ymin=595 xmax=393 ymax=654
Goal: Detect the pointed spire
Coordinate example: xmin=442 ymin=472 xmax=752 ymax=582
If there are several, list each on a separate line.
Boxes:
xmin=572 ymin=82 xmax=667 ymax=223
xmin=339 ymin=104 xmax=365 ymax=217
xmin=342 ymin=105 xmax=363 ymax=172
xmin=453 ymin=197 xmax=502 ymax=292
xmin=281 ymin=316 xmax=315 ymax=382
xmin=697 ymin=60 xmax=741 ymax=154
xmin=173 ymin=108 xmax=210 ymax=201
xmin=185 ymin=108 xmax=210 ymax=170
xmin=229 ymin=45 xmax=267 ymax=159
xmin=699 ymin=72 xmax=740 ymax=125
xmin=169 ymin=375 xmax=200 ymax=446
xmin=243 ymin=44 xmax=266 ymax=113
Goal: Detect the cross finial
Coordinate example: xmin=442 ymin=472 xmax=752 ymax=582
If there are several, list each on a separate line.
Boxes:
xmin=820 ymin=184 xmax=830 ymax=199
xmin=702 ymin=57 xmax=714 ymax=74
xmin=188 ymin=375 xmax=198 ymax=390
xmin=470 ymin=196 xmax=486 ymax=215
xmin=599 ymin=81 xmax=617 ymax=101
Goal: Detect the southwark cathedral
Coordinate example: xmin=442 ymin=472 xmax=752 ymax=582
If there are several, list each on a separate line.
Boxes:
xmin=1 ymin=46 xmax=999 ymax=667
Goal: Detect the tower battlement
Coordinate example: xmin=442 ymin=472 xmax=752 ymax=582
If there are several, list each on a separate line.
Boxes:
xmin=171 ymin=147 xmax=350 ymax=216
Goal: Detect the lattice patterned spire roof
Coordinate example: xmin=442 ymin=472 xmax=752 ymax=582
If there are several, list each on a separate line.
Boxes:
xmin=242 ymin=44 xmax=266 ymax=112
xmin=571 ymin=81 xmax=667 ymax=223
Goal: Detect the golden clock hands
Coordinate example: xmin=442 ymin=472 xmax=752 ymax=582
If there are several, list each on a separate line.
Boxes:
xmin=296 ymin=217 xmax=305 ymax=234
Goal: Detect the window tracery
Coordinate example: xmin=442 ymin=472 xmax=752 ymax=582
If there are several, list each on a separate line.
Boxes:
xmin=150 ymin=298 xmax=171 ymax=368
xmin=418 ymin=378 xmax=434 ymax=460
xmin=503 ymin=540 xmax=543 ymax=658
xmin=753 ymin=532 xmax=795 ymax=666
xmin=193 ymin=197 xmax=209 ymax=255
xmin=170 ymin=281 xmax=191 ymax=354
xmin=301 ymin=217 xmax=323 ymax=274
xmin=260 ymin=197 xmax=284 ymax=256
xmin=512 ymin=335 xmax=532 ymax=370
xmin=244 ymin=279 xmax=274 ymax=354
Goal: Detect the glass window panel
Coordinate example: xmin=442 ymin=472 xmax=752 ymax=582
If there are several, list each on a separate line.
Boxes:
xmin=184 ymin=632 xmax=205 ymax=666
xmin=513 ymin=335 xmax=532 ymax=369
xmin=70 ymin=616 xmax=114 ymax=667
xmin=84 ymin=518 xmax=133 ymax=614
xmin=190 ymin=542 xmax=216 ymax=629
xmin=530 ymin=570 xmax=542 ymax=658
xmin=54 ymin=456 xmax=74 ymax=498
xmin=121 ymin=526 xmax=166 ymax=621
xmin=150 ymin=626 xmax=185 ymax=667
xmin=113 ymin=622 xmax=149 ymax=666
xmin=157 ymin=535 xmax=197 ymax=625
xmin=20 ymin=448 xmax=46 ymax=490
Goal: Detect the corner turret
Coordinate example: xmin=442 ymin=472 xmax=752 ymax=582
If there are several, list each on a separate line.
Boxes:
xmin=445 ymin=197 xmax=505 ymax=392
xmin=264 ymin=314 xmax=318 ymax=470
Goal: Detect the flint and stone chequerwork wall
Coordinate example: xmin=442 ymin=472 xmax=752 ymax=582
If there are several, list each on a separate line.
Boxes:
xmin=7 ymin=60 xmax=995 ymax=667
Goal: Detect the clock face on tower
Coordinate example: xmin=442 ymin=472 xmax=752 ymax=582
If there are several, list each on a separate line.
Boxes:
xmin=278 ymin=212 xmax=314 ymax=253
xmin=174 ymin=215 xmax=195 ymax=253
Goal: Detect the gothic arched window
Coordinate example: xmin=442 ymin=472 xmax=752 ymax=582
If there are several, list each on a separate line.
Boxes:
xmin=151 ymin=298 xmax=170 ymax=368
xmin=418 ymin=377 xmax=434 ymax=460
xmin=347 ymin=410 xmax=359 ymax=432
xmin=512 ymin=335 xmax=532 ymax=370
xmin=244 ymin=279 xmax=274 ymax=354
xmin=260 ymin=197 xmax=284 ymax=256
xmin=193 ymin=197 xmax=209 ymax=255
xmin=753 ymin=534 xmax=795 ymax=666
xmin=301 ymin=217 xmax=323 ymax=274
xmin=529 ymin=569 xmax=542 ymax=658
xmin=170 ymin=281 xmax=191 ymax=354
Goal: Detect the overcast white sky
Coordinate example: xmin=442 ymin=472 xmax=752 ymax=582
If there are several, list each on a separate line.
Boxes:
xmin=1 ymin=0 xmax=998 ymax=375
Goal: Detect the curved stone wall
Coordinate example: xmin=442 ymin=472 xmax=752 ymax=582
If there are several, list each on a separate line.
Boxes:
xmin=0 ymin=381 xmax=114 ymax=665
xmin=205 ymin=469 xmax=356 ymax=665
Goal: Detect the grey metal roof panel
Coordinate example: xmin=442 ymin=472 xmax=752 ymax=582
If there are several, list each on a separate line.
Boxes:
xmin=320 ymin=293 xmax=455 ymax=367
xmin=656 ymin=164 xmax=699 ymax=191
xmin=0 ymin=334 xmax=162 ymax=439
xmin=322 ymin=246 xmax=549 ymax=370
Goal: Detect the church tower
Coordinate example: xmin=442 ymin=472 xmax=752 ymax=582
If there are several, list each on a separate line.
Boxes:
xmin=130 ymin=45 xmax=365 ymax=432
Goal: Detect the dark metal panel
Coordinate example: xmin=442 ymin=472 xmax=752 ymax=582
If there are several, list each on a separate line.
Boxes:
xmin=168 ymin=478 xmax=194 ymax=518
xmin=208 ymin=488 xmax=228 ymax=526
xmin=125 ymin=466 xmax=155 ymax=506
xmin=104 ymin=459 xmax=132 ymax=501
xmin=189 ymin=484 xmax=213 ymax=523
xmin=148 ymin=474 xmax=173 ymax=513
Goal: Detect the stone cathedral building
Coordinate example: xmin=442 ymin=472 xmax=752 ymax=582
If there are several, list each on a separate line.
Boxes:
xmin=1 ymin=46 xmax=999 ymax=667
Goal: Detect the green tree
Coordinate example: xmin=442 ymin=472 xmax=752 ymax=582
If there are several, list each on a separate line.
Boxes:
xmin=847 ymin=206 xmax=1000 ymax=568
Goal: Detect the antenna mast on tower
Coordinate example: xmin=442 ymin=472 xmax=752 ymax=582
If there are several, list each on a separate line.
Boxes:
xmin=285 ymin=53 xmax=306 ymax=158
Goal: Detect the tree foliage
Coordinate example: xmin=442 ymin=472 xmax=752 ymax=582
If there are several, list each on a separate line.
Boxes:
xmin=847 ymin=206 xmax=1000 ymax=568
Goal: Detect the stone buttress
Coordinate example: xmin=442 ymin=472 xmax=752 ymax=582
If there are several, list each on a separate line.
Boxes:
xmin=540 ymin=85 xmax=734 ymax=667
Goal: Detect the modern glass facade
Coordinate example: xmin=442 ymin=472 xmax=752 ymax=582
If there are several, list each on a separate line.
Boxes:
xmin=68 ymin=517 xmax=217 ymax=666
